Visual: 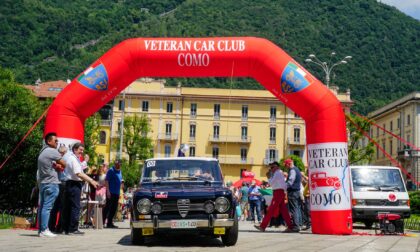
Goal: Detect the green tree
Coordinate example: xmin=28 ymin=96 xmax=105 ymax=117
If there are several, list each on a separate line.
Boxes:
xmin=84 ymin=113 xmax=101 ymax=165
xmin=119 ymin=159 xmax=142 ymax=188
xmin=346 ymin=114 xmax=375 ymax=165
xmin=0 ymin=67 xmax=45 ymax=208
xmin=279 ymin=155 xmax=305 ymax=172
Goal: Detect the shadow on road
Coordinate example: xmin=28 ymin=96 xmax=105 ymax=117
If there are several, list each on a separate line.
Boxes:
xmin=118 ymin=234 xmax=224 ymax=247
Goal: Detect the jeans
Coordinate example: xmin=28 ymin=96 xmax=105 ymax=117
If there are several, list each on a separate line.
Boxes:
xmin=287 ymin=190 xmax=302 ymax=228
xmin=38 ymin=183 xmax=59 ymax=232
xmin=249 ymin=199 xmax=262 ymax=222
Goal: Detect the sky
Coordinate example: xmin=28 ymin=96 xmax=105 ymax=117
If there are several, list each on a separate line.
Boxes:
xmin=379 ymin=0 xmax=420 ymax=20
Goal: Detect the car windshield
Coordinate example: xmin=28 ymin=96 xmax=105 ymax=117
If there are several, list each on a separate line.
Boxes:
xmin=141 ymin=159 xmax=222 ymax=183
xmin=351 ymin=168 xmax=406 ymax=192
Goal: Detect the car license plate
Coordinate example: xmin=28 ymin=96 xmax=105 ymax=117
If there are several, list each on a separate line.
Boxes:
xmin=214 ymin=227 xmax=225 ymax=235
xmin=170 ymin=220 xmax=198 ymax=229
xmin=142 ymin=228 xmax=154 ymax=236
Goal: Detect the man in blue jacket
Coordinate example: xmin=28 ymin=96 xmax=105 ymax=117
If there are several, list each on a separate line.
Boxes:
xmin=103 ymin=160 xmax=123 ymax=228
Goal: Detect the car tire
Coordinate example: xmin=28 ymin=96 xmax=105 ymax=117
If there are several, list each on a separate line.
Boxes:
xmin=221 ymin=214 xmax=238 ymax=246
xmin=131 ymin=227 xmax=145 ymax=245
xmin=364 ymin=221 xmax=373 ymax=229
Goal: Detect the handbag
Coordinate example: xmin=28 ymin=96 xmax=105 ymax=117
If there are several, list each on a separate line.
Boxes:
xmin=235 ymin=204 xmax=242 ymax=217
xmin=96 ymin=187 xmax=107 ymax=205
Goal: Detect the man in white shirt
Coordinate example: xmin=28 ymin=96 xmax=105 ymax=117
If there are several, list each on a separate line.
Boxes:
xmin=61 ymin=143 xmax=98 ymax=235
xmin=255 ymin=161 xmax=294 ymax=232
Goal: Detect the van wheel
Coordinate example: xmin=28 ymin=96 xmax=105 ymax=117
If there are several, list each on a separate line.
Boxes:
xmin=221 ymin=216 xmax=238 ymax=246
xmin=364 ymin=221 xmax=373 ymax=229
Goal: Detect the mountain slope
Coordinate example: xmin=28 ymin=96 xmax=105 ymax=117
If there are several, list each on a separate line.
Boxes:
xmin=0 ymin=0 xmax=418 ymax=113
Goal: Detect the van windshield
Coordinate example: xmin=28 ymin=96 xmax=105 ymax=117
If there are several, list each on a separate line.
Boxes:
xmin=351 ymin=168 xmax=406 ymax=192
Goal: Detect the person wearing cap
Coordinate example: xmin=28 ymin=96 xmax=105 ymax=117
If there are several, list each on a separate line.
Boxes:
xmin=103 ymin=159 xmax=123 ymax=228
xmin=248 ymin=180 xmax=262 ymax=223
xmin=284 ymin=158 xmax=303 ymax=231
xmin=255 ymin=162 xmax=294 ymax=232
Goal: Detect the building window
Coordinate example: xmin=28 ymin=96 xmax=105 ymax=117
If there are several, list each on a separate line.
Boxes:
xmin=241 ymin=126 xmax=248 ymax=140
xmin=397 ymin=118 xmax=401 ymax=129
xmin=241 ymin=148 xmax=247 ymax=161
xmin=165 ymin=123 xmax=172 ymax=136
xmin=212 ymin=146 xmax=219 ymax=159
xmin=118 ymin=100 xmax=124 ymax=111
xmin=164 ymin=145 xmax=171 ymax=157
xmin=376 ymin=128 xmax=379 ymax=138
xmin=294 ymin=113 xmax=300 ymax=118
xmin=376 ymin=146 xmax=379 ymax=159
xmin=382 ymin=141 xmax=386 ymax=158
xmin=407 ymin=114 xmax=411 ymax=125
xmin=98 ymin=155 xmax=104 ymax=164
xmin=293 ymin=150 xmax=301 ymax=157
xmin=167 ymin=102 xmax=173 ymax=113
xmin=213 ymin=125 xmax=220 ymax=139
xmin=370 ymin=128 xmax=373 ymax=138
xmin=117 ymin=121 xmax=122 ymax=131
xmin=270 ymin=106 xmax=276 ymax=120
xmin=190 ymin=103 xmax=197 ymax=117
xmin=142 ymin=101 xmax=149 ymax=112
xmin=389 ymin=139 xmax=393 ymax=155
xmin=270 ymin=127 xmax=276 ymax=142
xmin=390 ymin=121 xmax=393 ymax=131
xmin=189 ymin=146 xmax=196 ymax=157
xmin=294 ymin=128 xmax=300 ymax=142
xmin=189 ymin=124 xmax=196 ymax=138
xmin=242 ymin=105 xmax=248 ymax=120
xmin=214 ymin=104 xmax=220 ymax=118
xmin=269 ymin=149 xmax=277 ymax=162
xmin=383 ymin=124 xmax=386 ymax=134
xmin=99 ymin=131 xmax=106 ymax=144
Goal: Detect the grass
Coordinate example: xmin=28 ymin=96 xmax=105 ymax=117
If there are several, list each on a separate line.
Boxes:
xmin=0 ymin=214 xmax=14 ymax=229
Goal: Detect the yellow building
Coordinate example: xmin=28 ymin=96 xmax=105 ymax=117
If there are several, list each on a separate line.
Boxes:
xmin=96 ymin=79 xmax=353 ymax=182
xmin=368 ymin=91 xmax=420 ymax=181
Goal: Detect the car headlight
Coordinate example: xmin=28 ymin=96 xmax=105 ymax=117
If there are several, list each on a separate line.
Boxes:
xmin=352 ymin=199 xmax=366 ymax=206
xmin=137 ymin=198 xmax=151 ymax=214
xmin=215 ymin=197 xmax=230 ymax=213
xmin=400 ymin=200 xmax=410 ymax=206
xmin=204 ymin=200 xmax=215 ymax=214
xmin=151 ymin=202 xmax=163 ymax=214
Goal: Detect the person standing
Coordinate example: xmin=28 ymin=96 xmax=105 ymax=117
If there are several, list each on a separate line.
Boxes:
xmin=62 ymin=143 xmax=98 ymax=235
xmin=239 ymin=182 xmax=249 ymax=221
xmin=103 ymin=160 xmax=123 ymax=228
xmin=255 ymin=162 xmax=294 ymax=232
xmin=285 ymin=158 xmax=302 ymax=231
xmin=37 ymin=132 xmax=66 ymax=237
xmin=248 ymin=180 xmax=262 ymax=223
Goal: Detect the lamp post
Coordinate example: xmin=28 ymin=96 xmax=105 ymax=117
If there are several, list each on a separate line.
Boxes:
xmin=305 ymin=52 xmax=352 ymax=88
xmin=118 ymin=89 xmax=126 ymax=160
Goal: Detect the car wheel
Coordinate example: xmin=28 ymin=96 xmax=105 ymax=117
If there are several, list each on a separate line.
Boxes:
xmin=221 ymin=214 xmax=238 ymax=246
xmin=364 ymin=221 xmax=373 ymax=229
xmin=131 ymin=227 xmax=145 ymax=245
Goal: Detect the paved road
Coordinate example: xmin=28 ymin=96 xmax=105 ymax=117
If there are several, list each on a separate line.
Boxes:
xmin=1 ymin=221 xmax=419 ymax=252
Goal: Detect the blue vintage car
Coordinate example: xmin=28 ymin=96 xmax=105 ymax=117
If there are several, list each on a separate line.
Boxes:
xmin=130 ymin=157 xmax=238 ymax=246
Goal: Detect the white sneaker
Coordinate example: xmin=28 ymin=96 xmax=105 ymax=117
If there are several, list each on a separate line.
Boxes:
xmin=39 ymin=229 xmax=57 ymax=237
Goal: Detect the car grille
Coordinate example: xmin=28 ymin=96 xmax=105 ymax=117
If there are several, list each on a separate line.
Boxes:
xmin=158 ymin=199 xmax=207 ymax=217
xmin=365 ymin=199 xmax=399 ymax=206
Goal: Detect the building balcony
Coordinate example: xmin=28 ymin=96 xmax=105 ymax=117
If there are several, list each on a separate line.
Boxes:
xmin=287 ymin=137 xmax=305 ymax=146
xmin=263 ymin=158 xmax=277 ymax=165
xmin=209 ymin=156 xmax=254 ymax=165
xmin=208 ymin=135 xmax=251 ymax=144
xmin=157 ymin=133 xmax=179 ymax=141
xmin=100 ymin=120 xmax=112 ymax=126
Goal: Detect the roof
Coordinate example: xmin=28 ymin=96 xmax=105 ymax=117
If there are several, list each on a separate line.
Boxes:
xmin=25 ymin=80 xmax=68 ymax=98
xmin=145 ymin=157 xmax=219 ymax=162
xmin=368 ymin=91 xmax=420 ymax=119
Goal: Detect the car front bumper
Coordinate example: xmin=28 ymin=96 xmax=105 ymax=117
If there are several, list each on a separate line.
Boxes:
xmin=131 ymin=218 xmax=234 ymax=229
xmin=352 ymin=206 xmax=410 ymax=221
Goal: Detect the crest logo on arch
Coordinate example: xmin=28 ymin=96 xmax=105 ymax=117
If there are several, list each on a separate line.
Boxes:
xmin=280 ymin=62 xmax=313 ymax=93
xmin=78 ymin=63 xmax=109 ymax=91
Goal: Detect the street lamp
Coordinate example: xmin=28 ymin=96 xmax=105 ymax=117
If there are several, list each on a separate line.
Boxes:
xmin=305 ymin=52 xmax=352 ymax=88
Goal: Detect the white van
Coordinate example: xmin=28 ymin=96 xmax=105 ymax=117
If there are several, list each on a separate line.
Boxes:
xmin=350 ymin=166 xmax=411 ymax=228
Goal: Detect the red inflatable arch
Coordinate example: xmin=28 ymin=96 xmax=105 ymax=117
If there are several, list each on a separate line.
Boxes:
xmin=45 ymin=37 xmax=351 ymax=235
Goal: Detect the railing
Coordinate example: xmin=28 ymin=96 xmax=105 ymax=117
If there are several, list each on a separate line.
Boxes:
xmin=157 ymin=133 xmax=179 ymax=141
xmin=208 ymin=135 xmax=251 ymax=143
xmin=0 ymin=208 xmax=36 ymax=227
xmin=100 ymin=120 xmax=112 ymax=126
xmin=287 ymin=137 xmax=306 ymax=145
xmin=209 ymin=157 xmax=254 ymax=165
xmin=263 ymin=158 xmax=277 ymax=165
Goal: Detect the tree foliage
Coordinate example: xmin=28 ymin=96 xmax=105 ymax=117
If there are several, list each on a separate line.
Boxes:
xmin=0 ymin=0 xmax=418 ymax=114
xmin=0 ymin=67 xmax=46 ymax=208
xmin=84 ymin=113 xmax=101 ymax=165
xmin=279 ymin=155 xmax=305 ymax=172
xmin=346 ymin=114 xmax=375 ymax=164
